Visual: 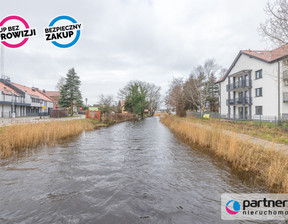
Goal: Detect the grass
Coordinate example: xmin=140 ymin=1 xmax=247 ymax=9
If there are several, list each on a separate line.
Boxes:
xmin=160 ymin=115 xmax=288 ymax=192
xmin=0 ymin=113 xmax=136 ymax=159
xmin=0 ymin=119 xmax=95 ymax=158
xmin=154 ymin=112 xmax=169 ymax=117
xmin=183 ymin=116 xmax=288 ymax=145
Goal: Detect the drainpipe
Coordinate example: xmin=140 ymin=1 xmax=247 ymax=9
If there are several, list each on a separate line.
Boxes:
xmin=219 ymin=83 xmax=221 ymax=115
xmin=278 ymin=60 xmax=280 ymax=121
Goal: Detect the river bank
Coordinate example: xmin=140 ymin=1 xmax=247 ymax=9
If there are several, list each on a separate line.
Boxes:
xmin=160 ymin=115 xmax=288 ymax=193
xmin=0 ymin=113 xmax=135 ymax=159
xmin=0 ymin=117 xmax=266 ymax=223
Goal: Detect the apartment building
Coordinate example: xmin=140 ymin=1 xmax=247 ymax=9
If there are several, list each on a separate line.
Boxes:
xmin=217 ymin=44 xmax=288 ymax=120
xmin=0 ymin=77 xmax=54 ymax=117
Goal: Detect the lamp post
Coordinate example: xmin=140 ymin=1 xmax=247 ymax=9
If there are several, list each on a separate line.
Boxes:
xmin=7 ymin=90 xmax=15 ymax=118
xmin=12 ymin=93 xmax=15 ymax=118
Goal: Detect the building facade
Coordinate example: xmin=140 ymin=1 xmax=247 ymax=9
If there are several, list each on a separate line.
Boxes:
xmin=0 ymin=77 xmax=54 ymax=118
xmin=45 ymin=91 xmax=60 ymax=108
xmin=217 ymin=45 xmax=288 ymax=120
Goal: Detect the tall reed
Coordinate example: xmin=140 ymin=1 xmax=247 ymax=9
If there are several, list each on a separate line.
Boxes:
xmin=160 ymin=115 xmax=288 ymax=192
xmin=0 ymin=119 xmax=94 ymax=158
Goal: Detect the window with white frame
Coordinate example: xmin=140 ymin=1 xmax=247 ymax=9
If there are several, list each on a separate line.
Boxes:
xmin=255 ymin=106 xmax=263 ymax=115
xmin=255 ymin=87 xmax=262 ymax=97
xmin=255 ymin=70 xmax=262 ymax=79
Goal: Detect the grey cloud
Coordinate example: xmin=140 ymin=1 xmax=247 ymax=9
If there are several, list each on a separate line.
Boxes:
xmin=1 ymin=0 xmax=268 ymax=104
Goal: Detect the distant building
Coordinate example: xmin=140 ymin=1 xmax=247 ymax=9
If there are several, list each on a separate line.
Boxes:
xmin=0 ymin=77 xmax=54 ymax=117
xmin=217 ymin=44 xmax=288 ymax=120
xmin=44 ymin=91 xmax=60 ymax=108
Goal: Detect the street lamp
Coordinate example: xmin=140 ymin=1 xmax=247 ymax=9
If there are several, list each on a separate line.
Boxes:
xmin=12 ymin=93 xmax=15 ymax=118
xmin=7 ymin=90 xmax=15 ymax=118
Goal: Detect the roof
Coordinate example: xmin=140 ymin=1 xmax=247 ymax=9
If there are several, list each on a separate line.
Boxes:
xmin=44 ymin=91 xmax=60 ymax=103
xmin=35 ymin=89 xmax=54 ymax=102
xmin=241 ymin=44 xmax=288 ymax=63
xmin=11 ymin=82 xmax=53 ymax=102
xmin=45 ymin=91 xmax=60 ymax=97
xmin=216 ymin=44 xmax=288 ymax=83
xmin=0 ymin=82 xmax=20 ymax=96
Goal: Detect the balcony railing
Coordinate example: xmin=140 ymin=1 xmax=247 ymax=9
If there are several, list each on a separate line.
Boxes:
xmin=226 ymin=79 xmax=252 ymax=91
xmin=226 ymin=97 xmax=252 ymax=106
xmin=284 ymin=92 xmax=288 ymax=103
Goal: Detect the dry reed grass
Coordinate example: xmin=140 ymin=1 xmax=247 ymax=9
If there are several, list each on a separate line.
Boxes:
xmin=160 ymin=115 xmax=288 ymax=192
xmin=0 ymin=119 xmax=94 ymax=158
xmin=185 ymin=116 xmax=288 ymax=144
xmin=154 ymin=112 xmax=169 ymax=117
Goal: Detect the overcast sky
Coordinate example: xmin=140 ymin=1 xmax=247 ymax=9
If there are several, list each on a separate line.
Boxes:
xmin=1 ymin=0 xmax=272 ymax=105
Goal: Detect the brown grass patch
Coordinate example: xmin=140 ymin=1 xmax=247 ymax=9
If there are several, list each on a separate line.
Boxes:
xmin=160 ymin=115 xmax=288 ymax=192
xmin=0 ymin=119 xmax=94 ymax=158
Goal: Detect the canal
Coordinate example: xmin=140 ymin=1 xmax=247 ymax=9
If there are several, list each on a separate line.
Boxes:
xmin=0 ymin=117 xmax=272 ymax=223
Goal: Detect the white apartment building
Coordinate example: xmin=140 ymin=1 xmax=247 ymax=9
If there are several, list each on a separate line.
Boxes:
xmin=217 ymin=44 xmax=288 ymax=120
xmin=0 ymin=77 xmax=54 ymax=118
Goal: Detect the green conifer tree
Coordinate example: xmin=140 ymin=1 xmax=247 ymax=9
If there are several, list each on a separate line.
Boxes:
xmin=58 ymin=68 xmax=83 ymax=116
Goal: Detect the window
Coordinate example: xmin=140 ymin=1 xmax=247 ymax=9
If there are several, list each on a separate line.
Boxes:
xmin=31 ymin=97 xmax=41 ymax=103
xmin=255 ymin=70 xmax=262 ymax=79
xmin=255 ymin=106 xmax=263 ymax=115
xmin=255 ymin=88 xmax=263 ymax=97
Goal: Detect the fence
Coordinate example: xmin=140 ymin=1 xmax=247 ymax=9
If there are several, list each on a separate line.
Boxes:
xmin=101 ymin=113 xmax=135 ymax=122
xmin=186 ymin=111 xmax=288 ymax=127
xmin=186 ymin=111 xmax=221 ymax=119
xmin=50 ymin=109 xmax=69 ymax=118
xmin=85 ymin=110 xmax=101 ymax=121
xmin=26 ymin=112 xmax=49 ymax=117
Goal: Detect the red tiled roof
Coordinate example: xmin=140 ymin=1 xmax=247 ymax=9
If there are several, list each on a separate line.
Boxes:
xmin=0 ymin=82 xmax=20 ymax=96
xmin=11 ymin=82 xmax=52 ymax=102
xmin=45 ymin=91 xmax=60 ymax=97
xmin=216 ymin=44 xmax=288 ymax=83
xmin=35 ymin=89 xmax=54 ymax=102
xmin=241 ymin=44 xmax=288 ymax=63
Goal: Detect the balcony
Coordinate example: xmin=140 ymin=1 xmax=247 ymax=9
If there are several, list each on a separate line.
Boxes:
xmin=226 ymin=79 xmax=252 ymax=91
xmin=226 ymin=97 xmax=252 ymax=106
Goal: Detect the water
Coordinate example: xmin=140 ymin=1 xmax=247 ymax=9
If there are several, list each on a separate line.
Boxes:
xmin=0 ymin=117 xmax=277 ymax=223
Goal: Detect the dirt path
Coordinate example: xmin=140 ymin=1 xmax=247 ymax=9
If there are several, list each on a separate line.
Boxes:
xmin=183 ymin=120 xmax=288 ymax=152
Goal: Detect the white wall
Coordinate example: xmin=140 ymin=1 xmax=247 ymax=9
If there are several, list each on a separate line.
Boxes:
xmin=220 ymin=78 xmax=228 ymax=117
xmin=0 ymin=91 xmax=54 ymax=117
xmin=220 ymin=53 xmax=281 ymax=118
xmin=281 ymin=61 xmax=288 ymax=115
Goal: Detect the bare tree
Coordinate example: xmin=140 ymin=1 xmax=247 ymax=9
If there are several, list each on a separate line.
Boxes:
xmin=183 ymin=70 xmax=203 ymax=111
xmin=98 ymin=94 xmax=114 ymax=113
xmin=259 ymin=0 xmax=288 ymax=46
xmin=165 ymin=78 xmax=186 ymax=117
xmin=184 ymin=59 xmax=220 ymax=112
xmin=146 ymin=83 xmax=161 ymax=116
xmin=55 ymin=76 xmax=66 ymax=91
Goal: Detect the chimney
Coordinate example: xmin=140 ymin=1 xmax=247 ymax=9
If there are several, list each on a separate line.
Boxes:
xmin=43 ymin=89 xmax=46 ymax=93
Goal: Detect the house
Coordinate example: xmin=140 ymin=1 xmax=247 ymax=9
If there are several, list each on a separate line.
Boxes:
xmin=0 ymin=77 xmax=54 ymax=117
xmin=44 ymin=91 xmax=60 ymax=108
xmin=217 ymin=44 xmax=288 ymax=120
